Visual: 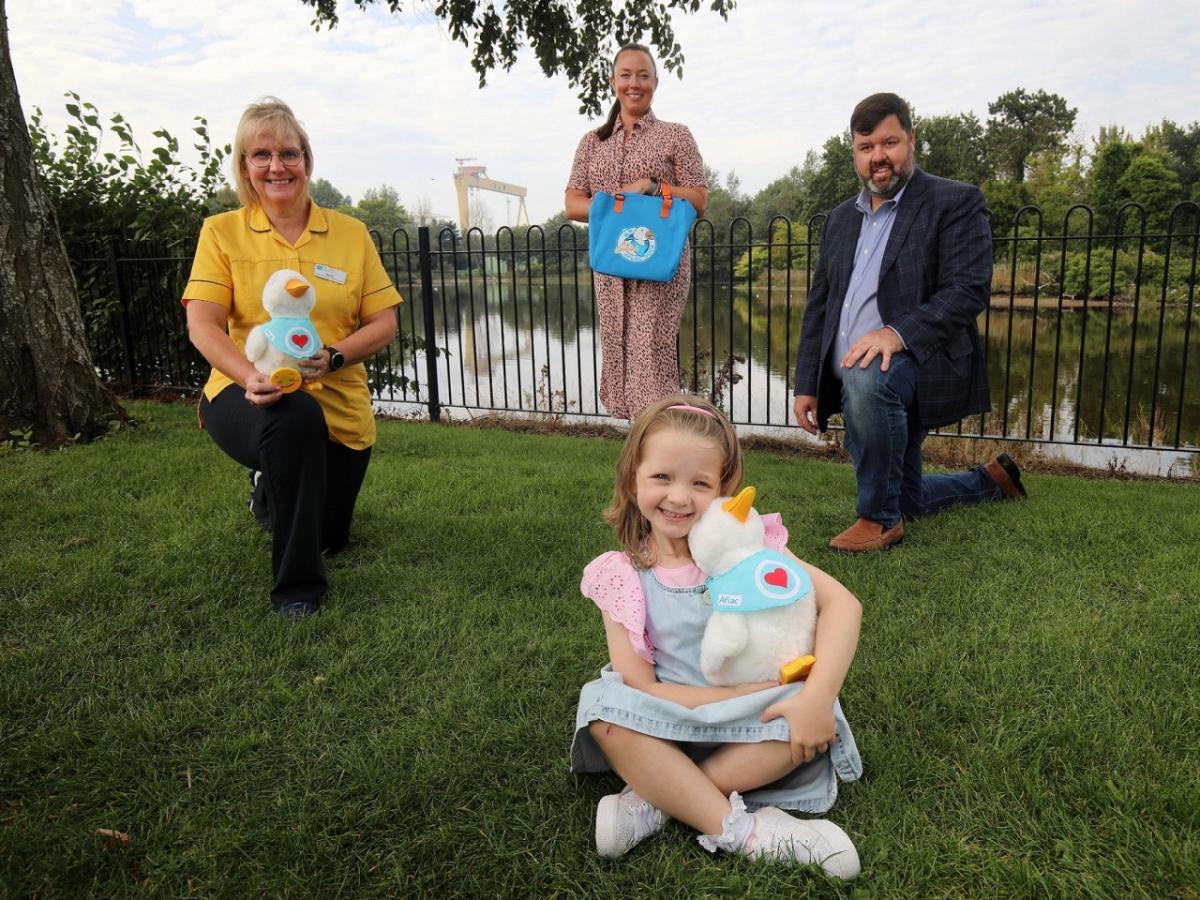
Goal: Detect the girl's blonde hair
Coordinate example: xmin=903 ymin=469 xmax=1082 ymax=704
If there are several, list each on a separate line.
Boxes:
xmin=231 ymin=97 xmax=314 ymax=208
xmin=603 ymin=394 xmax=744 ymax=569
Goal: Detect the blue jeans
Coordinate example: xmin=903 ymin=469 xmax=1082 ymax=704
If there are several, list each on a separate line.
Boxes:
xmin=838 ymin=353 xmax=999 ymax=529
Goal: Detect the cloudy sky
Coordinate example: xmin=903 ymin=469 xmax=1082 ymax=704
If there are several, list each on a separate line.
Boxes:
xmin=9 ymin=0 xmax=1200 ymax=227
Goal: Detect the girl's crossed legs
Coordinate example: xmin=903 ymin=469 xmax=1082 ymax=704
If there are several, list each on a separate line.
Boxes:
xmin=588 ymin=721 xmax=860 ymax=878
xmin=589 ymin=721 xmax=795 ymax=835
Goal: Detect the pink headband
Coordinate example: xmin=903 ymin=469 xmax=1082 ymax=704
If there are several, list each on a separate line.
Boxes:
xmin=669 ymin=403 xmax=717 ymax=419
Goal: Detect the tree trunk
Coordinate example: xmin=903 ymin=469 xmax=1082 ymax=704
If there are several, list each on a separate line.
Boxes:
xmin=0 ymin=0 xmax=125 ymax=446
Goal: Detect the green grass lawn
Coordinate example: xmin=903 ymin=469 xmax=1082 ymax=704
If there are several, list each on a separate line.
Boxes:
xmin=2 ymin=401 xmax=1197 ymax=897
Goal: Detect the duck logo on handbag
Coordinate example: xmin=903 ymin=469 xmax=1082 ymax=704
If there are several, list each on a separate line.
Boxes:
xmin=615 ymin=226 xmax=656 ymax=263
xmin=588 ymin=184 xmax=697 ymax=282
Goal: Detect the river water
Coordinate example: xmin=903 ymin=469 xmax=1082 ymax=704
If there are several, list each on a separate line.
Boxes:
xmin=372 ymin=281 xmax=1199 ymax=477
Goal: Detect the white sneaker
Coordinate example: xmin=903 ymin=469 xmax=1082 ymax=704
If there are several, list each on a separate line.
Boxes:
xmin=595 ymin=788 xmax=669 ymax=858
xmin=742 ymin=807 xmax=861 ymax=880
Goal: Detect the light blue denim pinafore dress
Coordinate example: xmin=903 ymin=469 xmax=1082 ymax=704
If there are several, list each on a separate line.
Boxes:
xmin=570 ymin=567 xmax=862 ymax=812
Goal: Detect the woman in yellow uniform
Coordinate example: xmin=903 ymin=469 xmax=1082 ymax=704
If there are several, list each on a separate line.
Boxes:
xmin=183 ymin=97 xmax=401 ymax=618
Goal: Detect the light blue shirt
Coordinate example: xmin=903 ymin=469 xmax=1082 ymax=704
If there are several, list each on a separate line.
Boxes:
xmin=832 ymin=185 xmax=909 ymax=376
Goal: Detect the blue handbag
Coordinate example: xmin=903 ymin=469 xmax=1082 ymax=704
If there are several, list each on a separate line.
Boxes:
xmin=588 ymin=185 xmax=697 ymax=282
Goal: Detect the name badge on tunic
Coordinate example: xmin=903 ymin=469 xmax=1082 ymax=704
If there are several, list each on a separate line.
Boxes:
xmin=314 ymin=263 xmax=347 ymax=285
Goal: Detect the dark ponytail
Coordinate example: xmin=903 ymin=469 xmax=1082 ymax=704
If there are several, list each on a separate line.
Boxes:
xmin=594 ymin=42 xmax=657 ymax=141
xmin=595 ymin=101 xmax=622 ymax=141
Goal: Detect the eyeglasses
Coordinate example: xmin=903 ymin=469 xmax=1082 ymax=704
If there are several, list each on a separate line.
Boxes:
xmin=244 ymin=148 xmax=306 ymax=168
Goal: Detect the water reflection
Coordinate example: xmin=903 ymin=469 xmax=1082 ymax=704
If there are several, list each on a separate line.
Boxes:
xmin=371 ymin=279 xmax=1198 ymax=476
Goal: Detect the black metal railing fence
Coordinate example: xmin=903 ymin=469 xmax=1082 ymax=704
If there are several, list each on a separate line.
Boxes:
xmin=72 ymin=200 xmax=1200 ymax=461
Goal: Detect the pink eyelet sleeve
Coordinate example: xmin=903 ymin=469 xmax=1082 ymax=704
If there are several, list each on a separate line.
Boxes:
xmin=761 ymin=513 xmax=790 ymax=551
xmin=580 ymin=551 xmax=655 ymax=663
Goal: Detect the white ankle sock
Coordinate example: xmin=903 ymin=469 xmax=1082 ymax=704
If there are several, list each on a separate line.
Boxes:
xmin=696 ymin=791 xmax=756 ymax=853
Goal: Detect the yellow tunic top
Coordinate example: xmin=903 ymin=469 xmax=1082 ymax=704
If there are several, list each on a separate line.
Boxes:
xmin=182 ymin=203 xmax=403 ymax=449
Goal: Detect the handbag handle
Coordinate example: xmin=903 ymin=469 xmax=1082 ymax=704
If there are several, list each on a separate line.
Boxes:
xmin=610 ymin=185 xmax=674 ymax=217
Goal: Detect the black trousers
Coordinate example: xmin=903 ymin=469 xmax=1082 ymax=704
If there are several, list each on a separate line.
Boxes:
xmin=200 ymin=385 xmax=371 ymax=609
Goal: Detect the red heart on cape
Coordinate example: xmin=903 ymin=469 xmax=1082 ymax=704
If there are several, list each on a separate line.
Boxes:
xmin=764 ymin=567 xmax=788 ymax=589
xmin=293 ymin=334 xmax=309 ymax=348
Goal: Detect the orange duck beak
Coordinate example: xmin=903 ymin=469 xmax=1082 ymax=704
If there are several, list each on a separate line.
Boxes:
xmin=721 ymin=486 xmax=756 ymax=523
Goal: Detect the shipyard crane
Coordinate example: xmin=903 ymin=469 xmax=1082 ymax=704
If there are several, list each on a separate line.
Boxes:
xmin=453 ymin=158 xmax=530 ymax=231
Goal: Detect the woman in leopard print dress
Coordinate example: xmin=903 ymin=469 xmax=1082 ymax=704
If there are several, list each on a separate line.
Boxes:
xmin=565 ymin=43 xmax=708 ymax=420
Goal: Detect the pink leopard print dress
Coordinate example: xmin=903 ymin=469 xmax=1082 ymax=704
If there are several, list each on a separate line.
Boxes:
xmin=567 ymin=111 xmax=706 ymax=420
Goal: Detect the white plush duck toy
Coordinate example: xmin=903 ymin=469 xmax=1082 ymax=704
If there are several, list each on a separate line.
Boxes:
xmin=244 ymin=269 xmax=322 ymax=393
xmin=690 ymin=486 xmax=817 ymax=686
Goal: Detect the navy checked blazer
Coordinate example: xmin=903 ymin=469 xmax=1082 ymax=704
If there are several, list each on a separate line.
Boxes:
xmin=793 ymin=168 xmax=992 ymax=430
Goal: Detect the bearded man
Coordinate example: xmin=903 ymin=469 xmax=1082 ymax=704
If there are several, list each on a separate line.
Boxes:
xmin=792 ymin=93 xmax=1026 ymax=553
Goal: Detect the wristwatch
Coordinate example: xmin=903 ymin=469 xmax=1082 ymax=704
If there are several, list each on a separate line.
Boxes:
xmin=644 ymin=177 xmax=661 ymax=197
xmin=327 ymin=346 xmax=345 ymax=372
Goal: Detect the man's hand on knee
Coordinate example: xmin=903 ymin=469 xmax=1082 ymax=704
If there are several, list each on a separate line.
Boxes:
xmin=840 ymin=326 xmax=905 ymax=372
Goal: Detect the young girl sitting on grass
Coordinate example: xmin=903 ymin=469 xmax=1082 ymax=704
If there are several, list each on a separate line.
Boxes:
xmin=570 ymin=394 xmax=864 ymax=879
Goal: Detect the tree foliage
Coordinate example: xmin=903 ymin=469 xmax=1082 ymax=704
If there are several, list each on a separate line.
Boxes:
xmin=1151 ymin=119 xmax=1200 ymax=201
xmin=915 ymin=112 xmax=989 ymax=186
xmin=980 ymin=179 xmax=1035 ymax=237
xmin=28 ymin=95 xmax=231 ymax=386
xmin=1087 ymin=137 xmax=1191 ymax=233
xmin=1021 ymin=148 xmax=1086 ymax=232
xmin=1088 ymin=138 xmax=1143 ymax=230
xmin=745 ymin=166 xmax=806 ymax=237
xmin=986 ymin=88 xmax=1077 ymax=182
xmin=310 ymin=177 xmax=351 ymax=208
xmin=337 ymin=183 xmax=412 ymax=240
xmin=735 ymin=87 xmax=1196 ymax=240
xmin=732 ymin=220 xmax=813 ymax=280
xmin=800 ymin=134 xmax=858 ymax=220
xmin=28 ymin=94 xmax=230 ymax=252
xmin=702 ymin=166 xmax=750 ymax=234
xmin=1115 ymin=150 xmax=1184 ymax=234
xmin=29 ymin=77 xmax=1200 ymax=309
xmin=298 ymin=0 xmax=736 ymax=116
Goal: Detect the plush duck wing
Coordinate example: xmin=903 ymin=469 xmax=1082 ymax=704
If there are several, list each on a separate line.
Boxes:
xmin=699 ymin=612 xmax=750 ymax=686
xmin=245 ymin=325 xmax=268 ymax=364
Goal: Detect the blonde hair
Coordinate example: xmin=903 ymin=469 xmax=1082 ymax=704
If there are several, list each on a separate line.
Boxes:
xmin=231 ymin=97 xmax=314 ymax=208
xmin=603 ymin=394 xmax=744 ymax=569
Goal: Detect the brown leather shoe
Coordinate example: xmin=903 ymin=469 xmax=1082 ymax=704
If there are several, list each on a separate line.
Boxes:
xmin=829 ymin=517 xmax=905 ymax=553
xmin=984 ymin=453 xmax=1027 ymax=498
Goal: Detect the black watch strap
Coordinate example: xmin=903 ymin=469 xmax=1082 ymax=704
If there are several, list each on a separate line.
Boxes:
xmin=327 ymin=346 xmax=345 ymax=371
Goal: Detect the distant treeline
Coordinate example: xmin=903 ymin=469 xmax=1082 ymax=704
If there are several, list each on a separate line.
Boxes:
xmin=31 ymin=88 xmax=1200 ymax=267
